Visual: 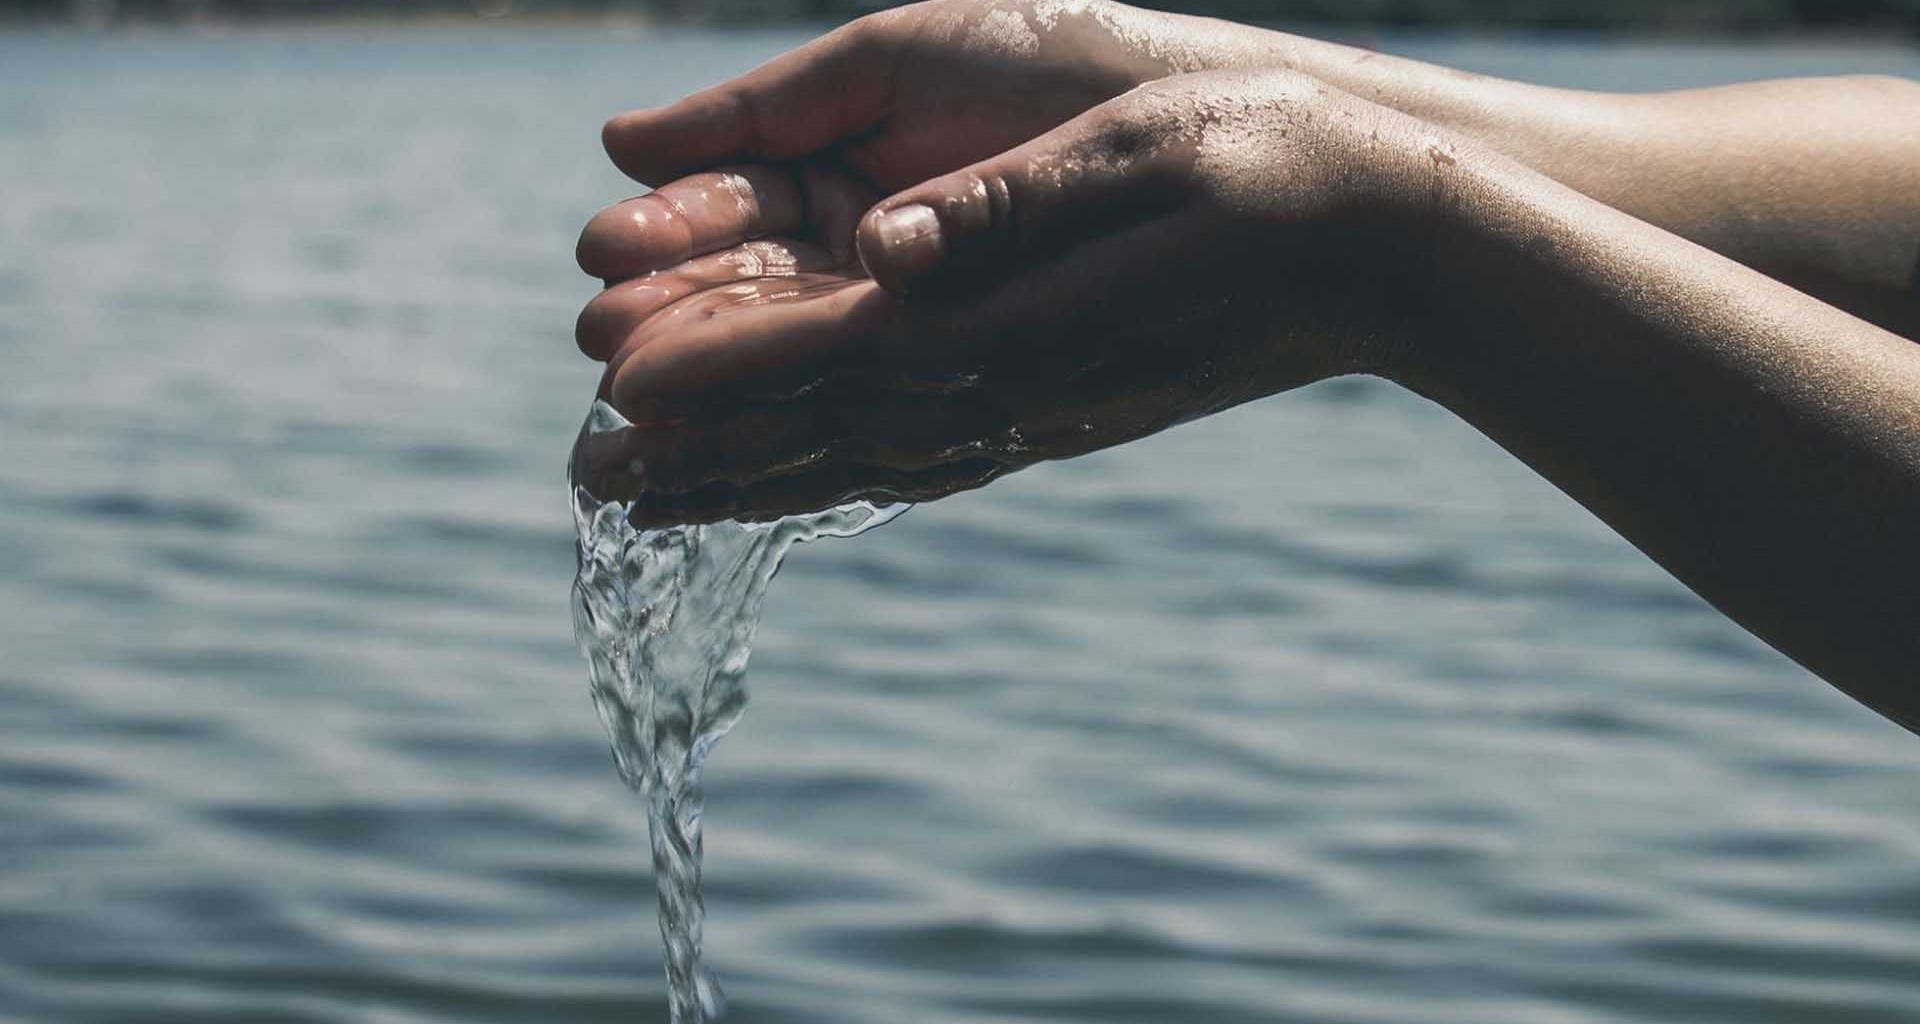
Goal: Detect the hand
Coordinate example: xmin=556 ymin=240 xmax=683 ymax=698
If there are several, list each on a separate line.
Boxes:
xmin=591 ymin=0 xmax=1274 ymax=195
xmin=569 ymin=0 xmax=1275 ymax=332
xmin=573 ymin=68 xmax=1456 ymax=524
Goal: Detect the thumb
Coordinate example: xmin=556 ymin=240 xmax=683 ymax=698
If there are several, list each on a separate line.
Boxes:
xmin=855 ymin=105 xmax=1187 ymax=294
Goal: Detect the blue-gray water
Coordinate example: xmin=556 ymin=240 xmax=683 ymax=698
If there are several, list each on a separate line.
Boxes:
xmin=2 ymin=23 xmax=1918 ymax=1024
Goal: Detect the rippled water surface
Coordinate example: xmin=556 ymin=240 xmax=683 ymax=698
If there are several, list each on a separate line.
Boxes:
xmin=2 ymin=24 xmax=1917 ymax=1024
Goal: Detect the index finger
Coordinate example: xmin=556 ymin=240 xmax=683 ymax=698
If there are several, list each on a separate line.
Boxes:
xmin=601 ymin=19 xmax=895 ymax=186
xmin=577 ymin=163 xmax=879 ymax=283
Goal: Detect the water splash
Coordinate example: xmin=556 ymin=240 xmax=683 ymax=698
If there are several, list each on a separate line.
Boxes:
xmin=568 ymin=401 xmax=904 ymax=1022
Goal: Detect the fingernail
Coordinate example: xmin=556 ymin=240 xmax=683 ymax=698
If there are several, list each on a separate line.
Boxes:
xmin=871 ymin=204 xmax=944 ymax=283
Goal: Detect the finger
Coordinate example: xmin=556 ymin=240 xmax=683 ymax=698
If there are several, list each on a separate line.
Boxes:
xmin=576 ymin=165 xmax=805 ymax=281
xmin=601 ymin=21 xmax=892 ymax=186
xmin=600 ymin=215 xmax=1207 ymax=419
xmin=577 ymin=382 xmax=1025 ymax=496
xmin=599 ymin=270 xmax=871 ymax=399
xmin=606 ymin=279 xmax=895 ymax=419
xmin=572 ymin=412 xmax=832 ymax=502
xmin=854 ymin=95 xmax=1196 ymax=293
xmin=606 ymin=189 xmax=1252 ymax=423
xmin=620 ymin=457 xmax=1012 ymax=529
xmin=796 ymin=161 xmax=881 ymax=267
xmin=575 ymin=238 xmax=839 ymax=361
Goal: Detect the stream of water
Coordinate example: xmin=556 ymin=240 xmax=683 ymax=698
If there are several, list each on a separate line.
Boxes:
xmin=569 ymin=401 xmax=905 ymax=1022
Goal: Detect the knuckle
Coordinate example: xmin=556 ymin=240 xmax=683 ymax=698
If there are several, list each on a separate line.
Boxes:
xmin=947 ymin=168 xmax=1017 ymax=244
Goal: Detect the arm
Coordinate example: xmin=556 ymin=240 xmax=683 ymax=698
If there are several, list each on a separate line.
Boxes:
xmin=1253 ymin=38 xmax=1920 ymax=336
xmin=576 ymin=25 xmax=1920 ymax=734
xmin=1402 ymin=135 xmax=1920 ymax=733
xmin=1081 ymin=6 xmax=1920 ymax=333
xmin=592 ymin=0 xmax=1920 ymax=336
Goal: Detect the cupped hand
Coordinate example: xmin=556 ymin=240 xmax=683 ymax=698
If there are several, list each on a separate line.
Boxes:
xmin=595 ymin=0 xmax=1270 ymax=193
xmin=574 ymin=69 xmax=1457 ymax=524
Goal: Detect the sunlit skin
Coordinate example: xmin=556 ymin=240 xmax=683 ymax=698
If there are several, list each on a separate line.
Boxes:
xmin=572 ymin=0 xmax=1920 ymax=733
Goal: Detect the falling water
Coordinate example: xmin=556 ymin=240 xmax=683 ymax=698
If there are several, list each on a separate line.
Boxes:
xmin=568 ymin=401 xmax=905 ymax=1022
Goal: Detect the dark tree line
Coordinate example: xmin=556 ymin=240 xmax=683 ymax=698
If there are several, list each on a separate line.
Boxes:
xmin=3 ymin=0 xmax=1918 ymax=31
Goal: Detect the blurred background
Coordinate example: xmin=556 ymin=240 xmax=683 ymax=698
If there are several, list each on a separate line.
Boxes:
xmin=2 ymin=2 xmax=1918 ymax=1024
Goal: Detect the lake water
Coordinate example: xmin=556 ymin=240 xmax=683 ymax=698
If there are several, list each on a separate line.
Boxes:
xmin=2 ymin=22 xmax=1917 ymax=1024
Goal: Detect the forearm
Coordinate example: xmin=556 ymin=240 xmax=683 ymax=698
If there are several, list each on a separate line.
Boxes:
xmin=1391 ymin=141 xmax=1920 ymax=734
xmin=1144 ymin=11 xmax=1920 ymax=334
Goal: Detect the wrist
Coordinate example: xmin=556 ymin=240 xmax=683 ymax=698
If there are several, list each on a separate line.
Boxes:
xmin=1335 ymin=120 xmax=1503 ymax=391
xmin=1376 ymin=137 xmax=1594 ymax=408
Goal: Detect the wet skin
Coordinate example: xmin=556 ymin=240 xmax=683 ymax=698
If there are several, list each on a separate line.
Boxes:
xmin=575 ymin=71 xmax=1436 ymax=522
xmin=573 ymin=0 xmax=1920 ymax=733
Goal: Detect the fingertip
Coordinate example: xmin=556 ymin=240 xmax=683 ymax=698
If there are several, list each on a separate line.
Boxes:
xmin=602 ymin=89 xmax=749 ymax=186
xmin=606 ymin=279 xmax=892 ymax=420
xmin=601 ymin=110 xmax=644 ymax=177
xmin=574 ymin=213 xmax=614 ymax=277
xmin=575 ymin=299 xmax=603 ymax=359
xmin=574 ymin=201 xmax=642 ymax=280
xmin=577 ymin=193 xmax=701 ymax=282
xmin=857 ymin=202 xmax=946 ymax=293
xmin=605 ymin=348 xmax=669 ymax=422
xmin=602 ymin=108 xmax=681 ymax=186
xmin=600 ymin=111 xmax=627 ymax=156
xmin=599 ymin=368 xmax=677 ymax=428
